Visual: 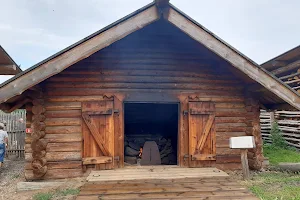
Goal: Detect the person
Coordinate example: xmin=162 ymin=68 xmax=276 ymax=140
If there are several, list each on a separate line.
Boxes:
xmin=0 ymin=122 xmax=8 ymax=167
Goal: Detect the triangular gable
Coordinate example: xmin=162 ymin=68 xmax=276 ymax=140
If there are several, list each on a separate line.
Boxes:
xmin=0 ymin=0 xmax=299 ymax=110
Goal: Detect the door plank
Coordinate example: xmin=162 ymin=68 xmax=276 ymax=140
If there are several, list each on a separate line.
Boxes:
xmin=196 ymin=114 xmax=215 ymax=151
xmin=82 ymin=113 xmax=110 ymax=156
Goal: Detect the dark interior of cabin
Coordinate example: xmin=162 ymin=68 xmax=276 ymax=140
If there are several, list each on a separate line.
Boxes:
xmin=124 ymin=103 xmax=178 ymax=165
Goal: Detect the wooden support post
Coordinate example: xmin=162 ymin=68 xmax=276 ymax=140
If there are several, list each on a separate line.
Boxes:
xmin=270 ymin=111 xmax=275 ymax=125
xmin=241 ymin=149 xmax=250 ymax=180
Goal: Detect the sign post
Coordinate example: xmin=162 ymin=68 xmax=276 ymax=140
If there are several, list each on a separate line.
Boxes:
xmin=230 ymin=136 xmax=255 ymax=180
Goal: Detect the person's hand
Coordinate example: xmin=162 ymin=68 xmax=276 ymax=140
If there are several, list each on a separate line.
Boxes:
xmin=5 ymin=144 xmax=7 ymax=148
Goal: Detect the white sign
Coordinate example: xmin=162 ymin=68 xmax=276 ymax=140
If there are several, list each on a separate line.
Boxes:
xmin=230 ymin=136 xmax=255 ymax=149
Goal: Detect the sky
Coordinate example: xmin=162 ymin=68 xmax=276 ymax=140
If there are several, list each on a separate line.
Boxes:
xmin=0 ymin=0 xmax=299 ymax=83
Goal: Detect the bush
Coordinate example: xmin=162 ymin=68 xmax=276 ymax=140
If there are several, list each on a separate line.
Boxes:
xmin=270 ymin=122 xmax=287 ymax=149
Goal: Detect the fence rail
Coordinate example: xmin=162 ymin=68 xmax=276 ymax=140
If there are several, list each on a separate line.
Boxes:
xmin=0 ymin=109 xmax=26 ymax=158
xmin=260 ymin=110 xmax=300 ymax=149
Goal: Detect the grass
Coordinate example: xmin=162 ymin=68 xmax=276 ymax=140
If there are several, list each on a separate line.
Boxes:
xmin=264 ymin=145 xmax=300 ymax=165
xmin=33 ymin=188 xmax=80 ymax=200
xmin=243 ymin=145 xmax=300 ymax=200
xmin=244 ymin=172 xmax=300 ymax=200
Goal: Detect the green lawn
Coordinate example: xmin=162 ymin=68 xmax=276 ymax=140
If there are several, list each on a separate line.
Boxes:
xmin=245 ymin=172 xmax=300 ymax=200
xmin=243 ymin=145 xmax=300 ymax=200
xmin=264 ymin=145 xmax=300 ymax=165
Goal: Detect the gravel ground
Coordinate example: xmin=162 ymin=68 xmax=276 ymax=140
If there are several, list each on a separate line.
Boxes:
xmin=0 ymin=158 xmax=32 ymax=200
xmin=0 ymin=158 xmax=85 ymax=200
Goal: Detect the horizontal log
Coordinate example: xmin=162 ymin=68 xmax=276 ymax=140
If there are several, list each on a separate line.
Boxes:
xmin=46 ymin=82 xmax=242 ymax=91
xmin=24 ymin=142 xmax=83 ymax=153
xmin=271 ymin=60 xmax=300 ymax=75
xmin=216 ymin=123 xmax=247 ymax=128
xmin=286 ymin=141 xmax=300 ymax=148
xmin=46 ymin=142 xmax=82 ymax=152
xmin=216 ymin=127 xmax=247 ymax=132
xmin=80 ymin=57 xmax=217 ymax=66
xmin=26 ymin=151 xmax=81 ymax=162
xmin=61 ymin=69 xmax=234 ymax=79
xmin=192 ymin=154 xmax=216 ymax=161
xmin=215 ymin=163 xmax=242 ymax=170
xmin=45 ymin=134 xmax=82 ymax=143
xmin=70 ymin=63 xmax=215 ymax=72
xmin=216 ymin=155 xmax=241 ymax=164
xmin=276 ymin=110 xmax=300 ymax=114
xmin=216 ymin=148 xmax=241 ymax=155
xmin=216 ymin=132 xmax=247 ymax=139
xmin=278 ymin=120 xmax=300 ymax=126
xmin=216 ymin=109 xmax=247 ymax=117
xmin=45 ymin=118 xmax=81 ymax=126
xmin=25 ymin=142 xmax=88 ymax=153
xmin=215 ymin=117 xmax=246 ymax=123
xmin=188 ymin=96 xmax=245 ymax=102
xmin=46 ymin=95 xmax=113 ymax=102
xmin=82 ymin=156 xmax=113 ymax=165
xmin=279 ymin=71 xmax=300 ymax=80
xmin=45 ymin=102 xmax=81 ymax=110
xmin=45 ymin=88 xmax=242 ymax=97
xmin=25 ymin=161 xmax=82 ymax=170
xmin=45 ymin=126 xmax=81 ymax=134
xmin=45 ymin=110 xmax=82 ymax=118
xmin=48 ymin=75 xmax=240 ymax=84
xmin=25 ymin=168 xmax=84 ymax=180
xmin=215 ymin=103 xmax=245 ymax=109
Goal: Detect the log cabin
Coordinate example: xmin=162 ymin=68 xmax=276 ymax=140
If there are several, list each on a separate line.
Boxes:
xmin=0 ymin=0 xmax=299 ymax=180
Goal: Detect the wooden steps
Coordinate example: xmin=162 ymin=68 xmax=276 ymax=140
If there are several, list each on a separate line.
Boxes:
xmin=87 ymin=167 xmax=228 ymax=182
xmin=77 ymin=176 xmax=258 ymax=200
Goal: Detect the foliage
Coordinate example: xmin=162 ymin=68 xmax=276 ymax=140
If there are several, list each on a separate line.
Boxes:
xmin=270 ymin=122 xmax=288 ymax=149
xmin=244 ymin=172 xmax=300 ymax=200
xmin=264 ymin=145 xmax=300 ymax=165
xmin=33 ymin=188 xmax=80 ymax=200
xmin=33 ymin=192 xmax=53 ymax=200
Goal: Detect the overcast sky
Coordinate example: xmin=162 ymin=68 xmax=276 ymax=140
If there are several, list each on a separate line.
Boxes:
xmin=0 ymin=0 xmax=299 ymax=83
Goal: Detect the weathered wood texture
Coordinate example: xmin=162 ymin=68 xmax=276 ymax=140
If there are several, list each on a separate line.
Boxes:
xmin=260 ymin=110 xmax=300 ymax=149
xmin=77 ymin=175 xmax=258 ymax=200
xmin=188 ymin=102 xmax=216 ymax=167
xmin=23 ymin=19 xmax=264 ymax=179
xmin=0 ymin=109 xmax=26 ymax=158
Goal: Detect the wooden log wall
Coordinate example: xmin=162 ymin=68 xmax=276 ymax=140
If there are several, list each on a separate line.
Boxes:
xmin=23 ymin=20 xmax=264 ymax=179
xmin=260 ymin=110 xmax=300 ymax=149
xmin=0 ymin=109 xmax=26 ymax=158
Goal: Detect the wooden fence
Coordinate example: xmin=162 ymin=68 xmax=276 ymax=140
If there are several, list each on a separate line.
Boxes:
xmin=0 ymin=109 xmax=26 ymax=158
xmin=260 ymin=110 xmax=300 ymax=149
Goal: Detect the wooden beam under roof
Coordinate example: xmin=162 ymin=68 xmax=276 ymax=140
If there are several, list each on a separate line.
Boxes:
xmin=271 ymin=60 xmax=300 ymax=75
xmin=167 ymin=7 xmax=300 ymax=110
xmin=0 ymin=5 xmax=159 ymax=103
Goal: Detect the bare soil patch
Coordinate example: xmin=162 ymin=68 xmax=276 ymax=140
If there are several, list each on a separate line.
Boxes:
xmin=0 ymin=158 xmax=85 ymax=200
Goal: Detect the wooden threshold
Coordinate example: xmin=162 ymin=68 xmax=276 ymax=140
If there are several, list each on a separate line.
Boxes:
xmin=86 ymin=167 xmax=228 ymax=182
xmin=77 ymin=176 xmax=258 ymax=200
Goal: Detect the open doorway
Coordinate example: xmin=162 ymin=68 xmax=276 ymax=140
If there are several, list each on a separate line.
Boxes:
xmin=124 ymin=102 xmax=178 ymax=166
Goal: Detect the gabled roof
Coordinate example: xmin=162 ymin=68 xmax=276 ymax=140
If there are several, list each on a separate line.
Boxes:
xmin=0 ymin=46 xmax=22 ymax=75
xmin=261 ymin=45 xmax=300 ymax=93
xmin=0 ymin=0 xmax=299 ymax=110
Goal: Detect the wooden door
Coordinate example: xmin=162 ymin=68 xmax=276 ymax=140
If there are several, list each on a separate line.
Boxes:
xmin=188 ymin=101 xmax=216 ymax=167
xmin=82 ymin=100 xmax=114 ymax=169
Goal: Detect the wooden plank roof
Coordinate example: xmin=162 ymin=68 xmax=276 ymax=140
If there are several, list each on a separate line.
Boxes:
xmin=0 ymin=46 xmax=22 ymax=75
xmin=261 ymin=45 xmax=300 ymax=94
xmin=0 ymin=0 xmax=299 ymax=110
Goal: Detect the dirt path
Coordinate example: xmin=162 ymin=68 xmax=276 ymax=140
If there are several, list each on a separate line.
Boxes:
xmin=0 ymin=158 xmax=33 ymax=200
xmin=0 ymin=159 xmax=85 ymax=200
